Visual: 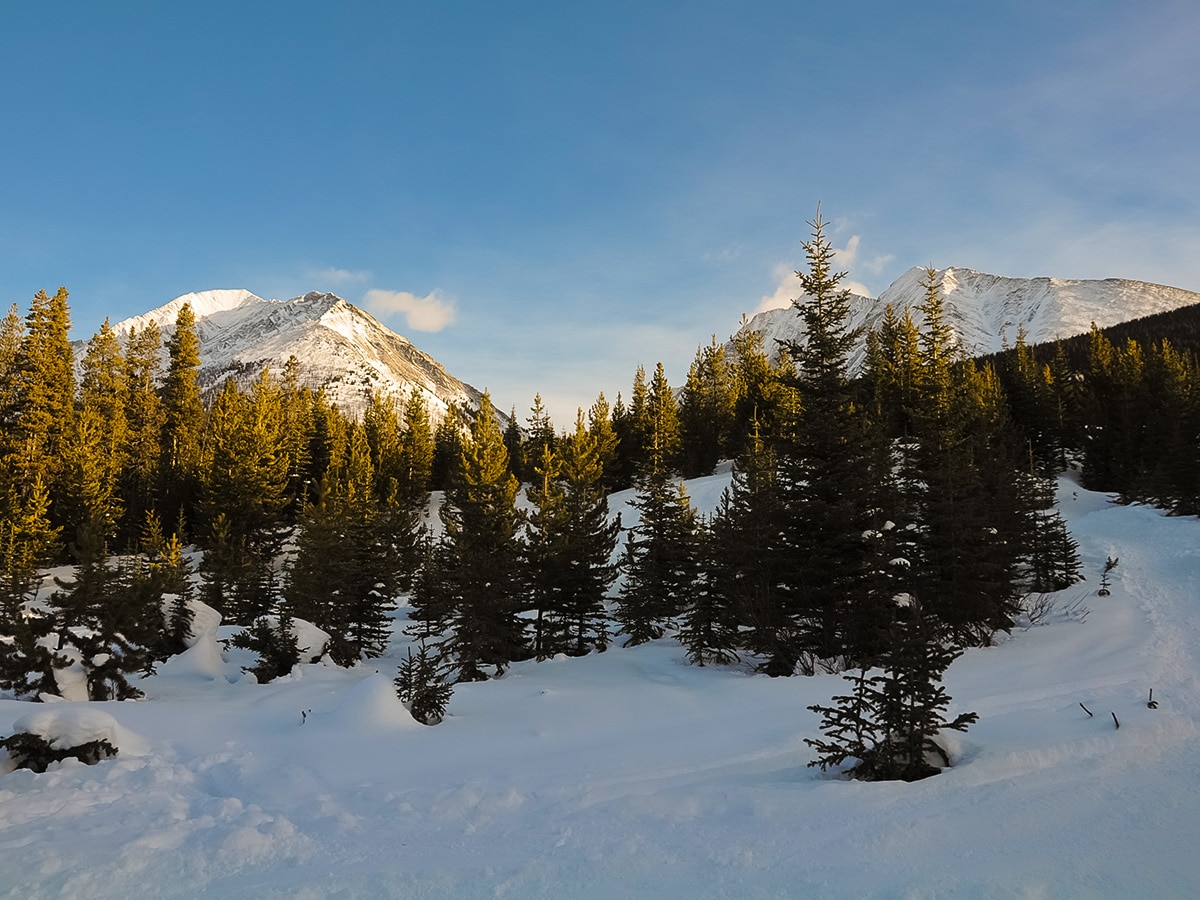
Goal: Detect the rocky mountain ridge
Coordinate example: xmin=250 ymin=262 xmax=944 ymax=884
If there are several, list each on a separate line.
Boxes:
xmin=739 ymin=266 xmax=1200 ymax=370
xmin=100 ymin=289 xmax=484 ymax=418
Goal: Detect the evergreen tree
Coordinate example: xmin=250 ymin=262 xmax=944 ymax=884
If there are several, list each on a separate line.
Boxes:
xmin=646 ymin=362 xmax=681 ymax=474
xmin=11 ymin=288 xmax=75 ymax=497
xmin=552 ymin=413 xmax=621 ymax=655
xmin=159 ymin=303 xmax=204 ymax=532
xmin=278 ymin=356 xmax=316 ymax=512
xmin=0 ymin=475 xmax=62 ymax=698
xmin=156 ymin=532 xmax=196 ymax=658
xmin=396 ymin=389 xmax=435 ymax=510
xmin=286 ymin=423 xmax=398 ymax=664
xmin=774 ymin=209 xmax=889 ymax=664
xmin=395 ymin=641 xmax=453 ymax=725
xmin=523 ymin=442 xmax=568 ymax=659
xmin=523 ymin=414 xmax=621 ymax=659
xmin=198 ymin=375 xmax=289 ymax=618
xmin=612 ymin=365 xmax=651 ymax=486
xmin=906 ymin=270 xmax=1024 ymax=646
xmin=0 ymin=304 xmax=25 ymax=455
xmin=198 ymin=511 xmax=254 ymax=622
xmin=679 ymin=337 xmax=737 ymax=477
xmin=679 ymin=513 xmax=740 ymax=666
xmin=435 ymin=392 xmax=528 ymax=680
xmin=431 ymin=404 xmax=467 ymax=492
xmin=363 ymin=390 xmax=404 ymax=501
xmin=51 ymin=520 xmax=154 ymax=700
xmin=121 ymin=323 xmax=164 ymax=544
xmin=587 ymin=392 xmax=620 ymax=494
xmin=616 ymin=468 xmax=700 ymax=645
xmin=59 ymin=403 xmax=124 ymax=542
xmin=703 ymin=418 xmax=789 ymax=671
xmin=230 ymin=612 xmax=301 ymax=682
xmin=807 ymin=600 xmax=977 ymax=782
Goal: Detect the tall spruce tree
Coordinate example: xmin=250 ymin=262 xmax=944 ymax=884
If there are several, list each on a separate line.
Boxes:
xmin=616 ymin=460 xmax=700 ymax=645
xmin=703 ymin=417 xmax=791 ymax=671
xmin=12 ymin=288 xmax=75 ymax=499
xmin=679 ymin=337 xmax=737 ymax=477
xmin=524 ymin=414 xmax=621 ymax=658
xmin=774 ymin=209 xmax=889 ymax=665
xmin=159 ymin=303 xmax=204 ymax=533
xmin=907 ymin=269 xmax=1023 ymax=646
xmin=121 ymin=323 xmax=165 ymax=544
xmin=286 ymin=423 xmax=398 ymax=664
xmin=435 ymin=392 xmax=528 ymax=680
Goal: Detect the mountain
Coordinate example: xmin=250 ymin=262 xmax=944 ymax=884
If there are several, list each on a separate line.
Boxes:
xmin=98 ymin=289 xmax=485 ymax=418
xmin=738 ymin=266 xmax=1200 ymax=370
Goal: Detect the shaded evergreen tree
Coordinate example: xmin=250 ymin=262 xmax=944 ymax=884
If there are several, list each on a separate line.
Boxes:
xmin=612 ymin=366 xmax=650 ymax=487
xmin=395 ymin=641 xmax=453 ymax=725
xmin=773 ymin=210 xmax=889 ymax=664
xmin=703 ymin=418 xmax=790 ymax=671
xmin=523 ymin=413 xmax=621 ymax=659
xmin=679 ymin=513 xmax=740 ymax=666
xmin=616 ymin=469 xmax=700 ymax=645
xmin=230 ymin=612 xmax=301 ymax=682
xmin=51 ymin=520 xmax=154 ymax=700
xmin=435 ymin=392 xmax=528 ymax=680
xmin=807 ymin=600 xmax=977 ymax=782
xmin=0 ymin=475 xmax=62 ymax=698
xmin=431 ymin=404 xmax=467 ymax=492
xmin=286 ymin=423 xmax=398 ymax=665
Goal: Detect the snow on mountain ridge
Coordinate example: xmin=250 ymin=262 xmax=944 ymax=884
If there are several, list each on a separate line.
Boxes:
xmin=100 ymin=289 xmax=481 ymax=419
xmin=740 ymin=266 xmax=1200 ymax=370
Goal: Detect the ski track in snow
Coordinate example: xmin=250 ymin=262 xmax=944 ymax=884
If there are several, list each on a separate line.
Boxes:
xmin=3 ymin=474 xmax=1200 ymax=897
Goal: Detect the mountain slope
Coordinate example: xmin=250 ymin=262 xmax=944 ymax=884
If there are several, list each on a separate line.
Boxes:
xmin=102 ymin=290 xmax=484 ymax=418
xmin=740 ymin=266 xmax=1200 ymax=369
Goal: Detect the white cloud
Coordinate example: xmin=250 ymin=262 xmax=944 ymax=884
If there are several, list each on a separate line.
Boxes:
xmin=755 ymin=263 xmax=798 ymax=314
xmin=311 ymin=267 xmax=371 ymax=287
xmin=364 ymin=288 xmax=456 ymax=332
xmin=754 ymin=254 xmax=876 ymax=315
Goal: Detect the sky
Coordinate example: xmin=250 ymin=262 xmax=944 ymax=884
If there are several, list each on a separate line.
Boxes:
xmin=3 ymin=1 xmax=1199 ymax=426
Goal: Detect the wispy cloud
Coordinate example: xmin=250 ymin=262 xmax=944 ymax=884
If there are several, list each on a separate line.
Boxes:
xmin=364 ymin=288 xmax=456 ymax=332
xmin=754 ymin=232 xmax=885 ymax=314
xmin=312 ymin=267 xmax=371 ymax=288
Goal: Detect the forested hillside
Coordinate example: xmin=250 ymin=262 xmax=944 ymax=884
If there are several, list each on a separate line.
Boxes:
xmin=3 ymin=213 xmax=1196 ymax=783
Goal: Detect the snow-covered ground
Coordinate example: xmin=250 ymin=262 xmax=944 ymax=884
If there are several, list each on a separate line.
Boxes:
xmin=3 ymin=473 xmax=1199 ymax=898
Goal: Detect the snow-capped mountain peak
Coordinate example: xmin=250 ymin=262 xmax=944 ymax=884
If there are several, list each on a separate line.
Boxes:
xmin=99 ymin=290 xmax=479 ymax=418
xmin=739 ymin=266 xmax=1200 ymax=369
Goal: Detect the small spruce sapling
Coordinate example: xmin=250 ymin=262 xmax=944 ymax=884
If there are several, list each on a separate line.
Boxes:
xmin=395 ymin=642 xmax=453 ymax=725
xmin=1098 ymin=556 xmax=1118 ymax=596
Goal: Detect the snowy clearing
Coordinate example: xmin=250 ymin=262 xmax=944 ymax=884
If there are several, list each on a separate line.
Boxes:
xmin=2 ymin=473 xmax=1199 ymax=898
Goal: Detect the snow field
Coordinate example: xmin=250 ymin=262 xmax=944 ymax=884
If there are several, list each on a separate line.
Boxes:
xmin=2 ymin=472 xmax=1199 ymax=897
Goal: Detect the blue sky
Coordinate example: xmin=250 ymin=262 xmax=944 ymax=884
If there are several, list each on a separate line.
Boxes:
xmin=3 ymin=1 xmax=1198 ymax=425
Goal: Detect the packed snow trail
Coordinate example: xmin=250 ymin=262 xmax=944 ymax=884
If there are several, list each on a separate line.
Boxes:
xmin=2 ymin=474 xmax=1199 ymax=897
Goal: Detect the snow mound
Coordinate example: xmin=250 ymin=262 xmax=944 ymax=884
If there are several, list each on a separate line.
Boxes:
xmin=316 ymin=673 xmax=418 ymax=731
xmin=9 ymin=707 xmax=148 ymax=757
